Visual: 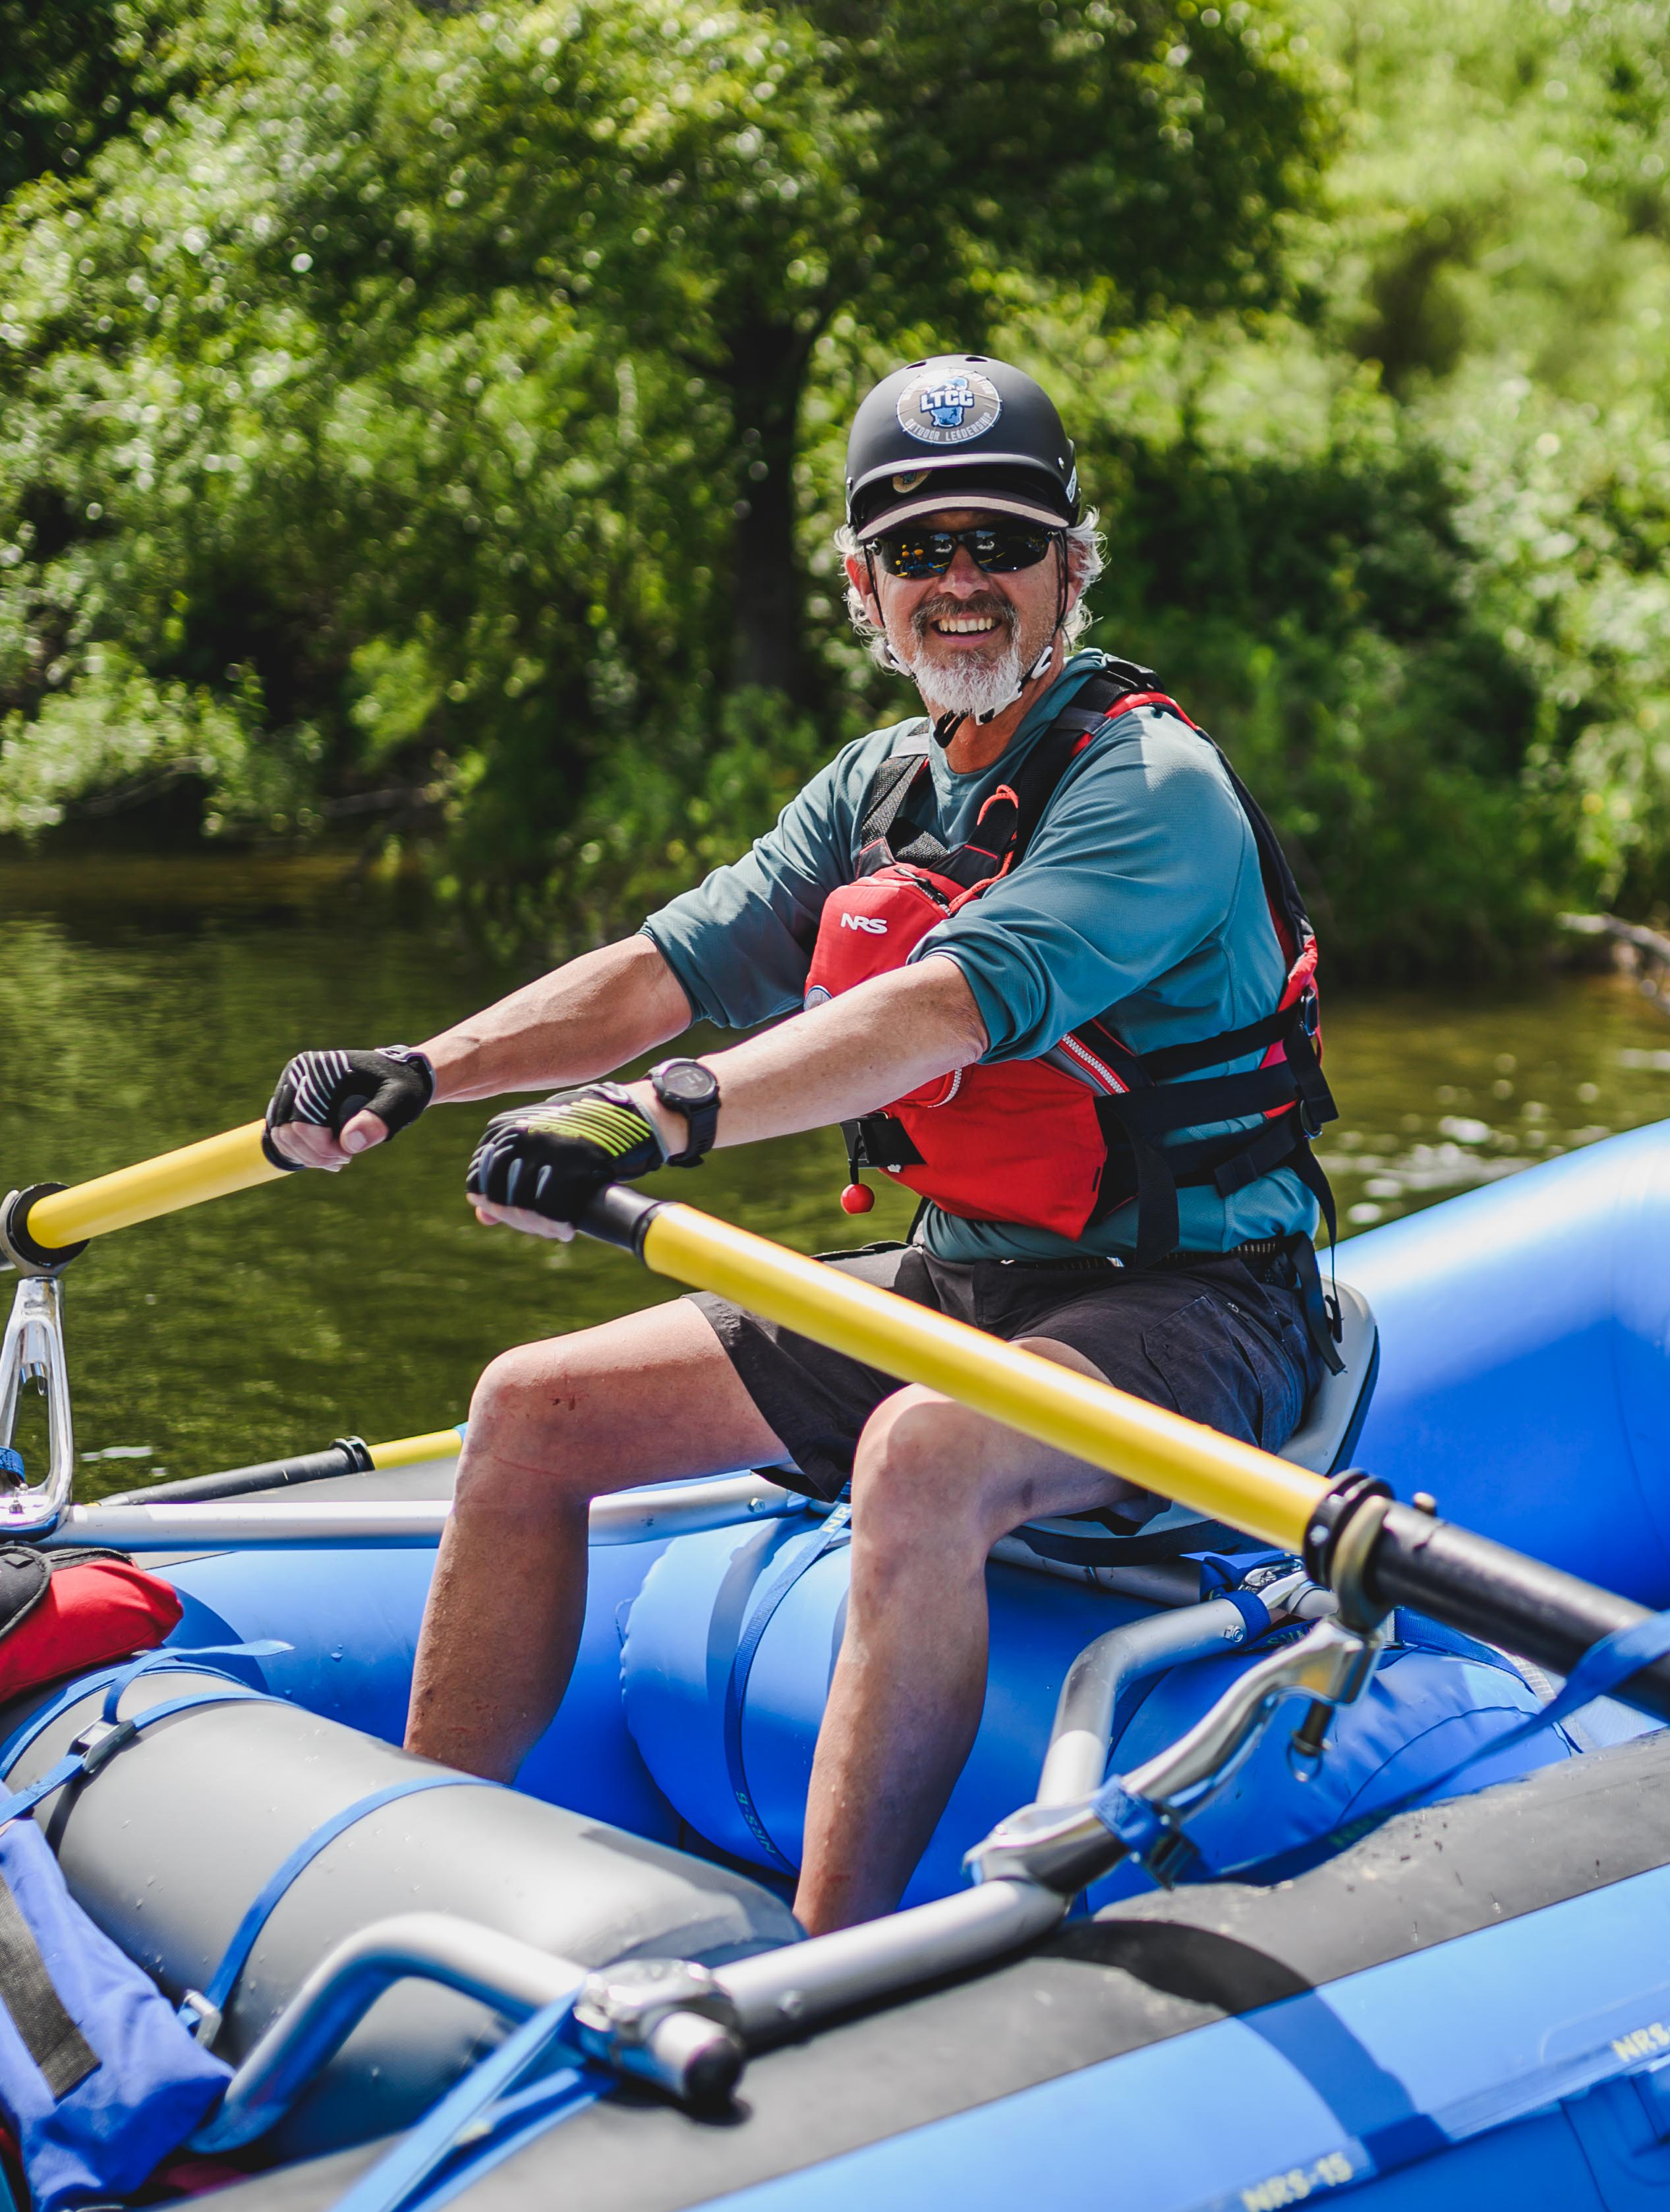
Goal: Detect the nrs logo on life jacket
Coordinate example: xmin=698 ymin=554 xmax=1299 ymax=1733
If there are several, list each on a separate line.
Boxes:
xmin=803 ymin=660 xmax=1339 ymax=1271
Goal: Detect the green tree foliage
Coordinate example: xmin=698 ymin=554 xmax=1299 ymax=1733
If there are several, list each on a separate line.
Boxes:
xmin=7 ymin=0 xmax=1670 ymax=975
xmin=0 ymin=0 xmax=1318 ymax=943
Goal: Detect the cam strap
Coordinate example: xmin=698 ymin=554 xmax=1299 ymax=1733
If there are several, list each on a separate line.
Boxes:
xmin=177 ymin=1769 xmax=498 ymax=2046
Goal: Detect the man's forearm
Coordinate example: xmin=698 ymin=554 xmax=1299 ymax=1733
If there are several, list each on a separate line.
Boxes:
xmin=629 ymin=954 xmax=987 ymax=1154
xmin=420 ymin=935 xmax=692 ymax=1102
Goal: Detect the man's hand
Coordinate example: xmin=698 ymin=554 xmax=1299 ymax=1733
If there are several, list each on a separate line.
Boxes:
xmin=465 ymin=1085 xmax=665 ymax=1242
xmin=264 ymin=1045 xmax=436 ymax=1171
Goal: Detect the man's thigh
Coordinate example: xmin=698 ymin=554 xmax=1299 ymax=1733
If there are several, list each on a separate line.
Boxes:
xmin=469 ymin=1298 xmax=790 ymax=1495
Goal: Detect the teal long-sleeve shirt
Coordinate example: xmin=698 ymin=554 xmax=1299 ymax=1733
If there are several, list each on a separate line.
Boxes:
xmin=641 ymin=649 xmax=1319 ymax=1262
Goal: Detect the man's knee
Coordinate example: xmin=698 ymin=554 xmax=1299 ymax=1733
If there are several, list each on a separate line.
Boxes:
xmin=455 ymin=1343 xmax=596 ymax=1509
xmin=850 ymin=1386 xmax=1001 ymax=1550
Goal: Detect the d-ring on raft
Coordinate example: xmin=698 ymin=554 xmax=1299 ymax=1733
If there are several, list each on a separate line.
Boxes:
xmin=3 ymin=1121 xmax=1670 ymax=2207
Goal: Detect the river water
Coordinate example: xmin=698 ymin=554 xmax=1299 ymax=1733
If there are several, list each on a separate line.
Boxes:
xmin=3 ymin=852 xmax=1668 ymax=1498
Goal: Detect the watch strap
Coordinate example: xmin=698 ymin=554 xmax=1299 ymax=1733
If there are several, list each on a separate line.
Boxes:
xmin=650 ymin=1062 xmax=720 ymax=1167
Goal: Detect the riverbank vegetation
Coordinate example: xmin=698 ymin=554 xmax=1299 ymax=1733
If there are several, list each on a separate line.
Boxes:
xmin=3 ymin=0 xmax=1670 ymax=975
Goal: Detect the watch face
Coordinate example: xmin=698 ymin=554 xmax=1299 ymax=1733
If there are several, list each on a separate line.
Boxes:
xmin=660 ymin=1064 xmax=717 ymax=1105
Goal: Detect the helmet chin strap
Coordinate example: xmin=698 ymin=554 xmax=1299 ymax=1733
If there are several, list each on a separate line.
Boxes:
xmin=929 ymin=537 xmax=1070 ymax=750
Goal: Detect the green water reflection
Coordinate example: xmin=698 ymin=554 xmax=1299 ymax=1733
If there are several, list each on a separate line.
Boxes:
xmin=3 ymin=853 xmax=1668 ymax=1496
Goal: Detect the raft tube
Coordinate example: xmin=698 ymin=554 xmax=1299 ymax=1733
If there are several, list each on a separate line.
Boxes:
xmin=1344 ymin=1118 xmax=1670 ymax=1600
xmin=0 ymin=1663 xmax=793 ymax=2158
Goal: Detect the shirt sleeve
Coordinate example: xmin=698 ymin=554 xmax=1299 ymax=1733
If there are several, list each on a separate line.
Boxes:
xmin=640 ymin=736 xmax=881 ymax=1030
xmin=913 ymin=712 xmax=1256 ymax=1061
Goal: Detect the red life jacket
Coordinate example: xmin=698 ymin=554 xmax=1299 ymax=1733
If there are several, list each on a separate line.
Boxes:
xmin=803 ymin=661 xmax=1338 ymax=1268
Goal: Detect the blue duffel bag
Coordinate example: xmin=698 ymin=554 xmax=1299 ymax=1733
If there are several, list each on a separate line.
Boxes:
xmin=0 ymin=1814 xmax=231 ymax=2212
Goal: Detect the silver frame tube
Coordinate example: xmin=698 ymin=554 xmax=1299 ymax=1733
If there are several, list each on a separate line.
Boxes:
xmin=45 ymin=1472 xmax=804 ymax=1552
xmin=1035 ymin=1598 xmax=1252 ymax=1806
xmin=192 ymin=1913 xmax=586 ymax=2152
xmin=714 ymin=1879 xmax=1064 ymax=2045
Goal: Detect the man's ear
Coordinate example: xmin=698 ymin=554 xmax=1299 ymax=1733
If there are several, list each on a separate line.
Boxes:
xmin=844 ymin=550 xmax=881 ymax=626
xmin=1060 ymin=538 xmax=1083 ymax=621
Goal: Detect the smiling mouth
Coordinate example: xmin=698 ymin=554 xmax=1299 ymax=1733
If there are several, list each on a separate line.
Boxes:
xmin=933 ymin=616 xmax=1000 ymax=635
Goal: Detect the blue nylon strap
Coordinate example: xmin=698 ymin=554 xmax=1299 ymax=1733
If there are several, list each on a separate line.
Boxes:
xmin=1402 ymin=1603 xmax=1670 ymax=1809
xmin=404 ymin=2066 xmax=605 ymax=2212
xmin=330 ymin=1992 xmax=599 ymax=2212
xmin=1219 ymin=1587 xmax=1272 ymax=1639
xmin=0 ymin=1640 xmax=286 ymax=1786
xmin=1539 ymin=1608 xmax=1670 ymax=1723
xmin=187 ymin=1772 xmax=494 ymax=2033
xmin=0 ymin=1637 xmax=287 ymax=1805
xmin=1089 ymin=1775 xmax=1172 ymax=1860
xmin=0 ymin=1685 xmax=270 ymax=1824
xmin=722 ymin=1505 xmax=849 ymax=1876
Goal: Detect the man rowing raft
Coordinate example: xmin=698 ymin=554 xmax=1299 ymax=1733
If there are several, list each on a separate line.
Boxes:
xmin=263 ymin=355 xmax=1339 ymax=1931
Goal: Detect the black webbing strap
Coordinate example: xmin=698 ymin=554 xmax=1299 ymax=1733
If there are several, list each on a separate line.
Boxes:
xmin=1005 ymin=673 xmax=1150 ymax=860
xmin=1016 ymin=1515 xmax=1267 ymax=1568
xmin=1103 ymin=1063 xmax=1301 ymax=1137
xmin=1090 ymin=1097 xmax=1182 ymax=1267
xmin=1139 ymin=1003 xmax=1298 ymax=1083
xmin=1279 ymin=1018 xmax=1335 ymax=1134
xmin=843 ymin=1114 xmax=925 ymax=1176
xmin=1287 ymin=1225 xmax=1345 ymax=1376
xmin=0 ymin=1867 xmax=99 ymax=2098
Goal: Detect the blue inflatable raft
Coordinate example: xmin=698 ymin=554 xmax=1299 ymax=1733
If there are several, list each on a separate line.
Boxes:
xmin=6 ymin=1121 xmax=1670 ymax=2211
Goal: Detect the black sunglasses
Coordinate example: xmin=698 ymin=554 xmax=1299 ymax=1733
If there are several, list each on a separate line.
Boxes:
xmin=871 ymin=523 xmax=1059 ymax=579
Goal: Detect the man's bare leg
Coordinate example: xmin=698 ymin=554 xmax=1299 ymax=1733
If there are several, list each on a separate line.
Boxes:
xmin=407 ymin=1300 xmax=786 ymax=1778
xmin=793 ymin=1340 xmax=1135 ymax=1934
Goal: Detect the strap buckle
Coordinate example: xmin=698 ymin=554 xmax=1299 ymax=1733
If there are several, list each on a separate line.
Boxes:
xmin=69 ymin=1716 xmax=138 ymax=1777
xmin=177 ymin=1989 xmax=223 ymax=2046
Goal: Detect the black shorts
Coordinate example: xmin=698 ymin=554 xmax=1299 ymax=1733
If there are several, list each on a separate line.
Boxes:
xmin=687 ymin=1240 xmax=1323 ymax=1506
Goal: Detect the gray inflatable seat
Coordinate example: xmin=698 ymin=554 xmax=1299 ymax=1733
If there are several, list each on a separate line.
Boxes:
xmin=1 ymin=1669 xmax=797 ymax=2157
xmin=1008 ymin=1277 xmax=1380 ymax=1575
xmin=1269 ymin=1279 xmax=1378 ymax=1476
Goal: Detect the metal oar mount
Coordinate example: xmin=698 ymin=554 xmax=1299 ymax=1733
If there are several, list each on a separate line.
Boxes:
xmin=0 ymin=1124 xmax=287 ymax=1536
xmin=5 ymin=1121 xmax=1670 ymax=1726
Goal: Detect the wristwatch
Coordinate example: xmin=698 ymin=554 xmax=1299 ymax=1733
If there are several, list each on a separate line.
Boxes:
xmin=647 ymin=1059 xmax=722 ymax=1167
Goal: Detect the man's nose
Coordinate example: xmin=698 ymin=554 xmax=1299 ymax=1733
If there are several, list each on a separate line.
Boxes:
xmin=941 ymin=544 xmax=996 ymax=594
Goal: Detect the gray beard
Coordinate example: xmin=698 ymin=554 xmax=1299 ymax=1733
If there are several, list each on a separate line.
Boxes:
xmin=903 ymin=635 xmax=1025 ymax=721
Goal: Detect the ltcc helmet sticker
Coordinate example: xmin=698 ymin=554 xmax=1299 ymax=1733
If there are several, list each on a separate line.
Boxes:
xmin=896 ymin=366 xmax=1002 ymax=447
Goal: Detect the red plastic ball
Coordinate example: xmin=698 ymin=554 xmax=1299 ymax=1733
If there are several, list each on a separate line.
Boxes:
xmin=840 ymin=1182 xmax=875 ymax=1214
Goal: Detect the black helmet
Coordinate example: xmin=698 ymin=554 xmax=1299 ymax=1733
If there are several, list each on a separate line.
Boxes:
xmin=845 ymin=354 xmax=1080 ymax=542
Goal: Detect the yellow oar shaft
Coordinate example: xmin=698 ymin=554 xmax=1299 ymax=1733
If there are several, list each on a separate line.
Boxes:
xmin=366 ymin=1428 xmax=463 ymax=1470
xmin=24 ymin=1122 xmax=283 ymax=1250
xmin=641 ymin=1204 xmax=1324 ymax=1554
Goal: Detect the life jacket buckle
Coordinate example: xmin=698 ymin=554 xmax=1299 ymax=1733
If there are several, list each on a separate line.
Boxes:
xmin=1298 ymin=985 xmax=1320 ymax=1040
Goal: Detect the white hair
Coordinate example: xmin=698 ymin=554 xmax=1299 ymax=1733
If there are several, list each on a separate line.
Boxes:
xmin=833 ymin=509 xmax=1106 ymax=670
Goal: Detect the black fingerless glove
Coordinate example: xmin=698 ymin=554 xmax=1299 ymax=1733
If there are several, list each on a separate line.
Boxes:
xmin=264 ymin=1045 xmax=436 ymax=1169
xmin=465 ymin=1084 xmax=665 ymax=1227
